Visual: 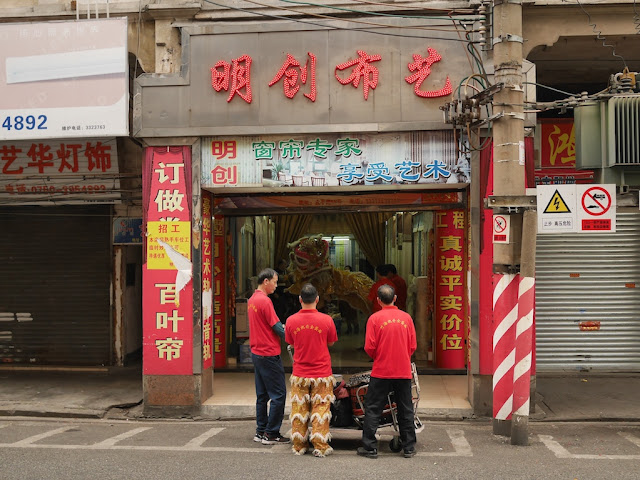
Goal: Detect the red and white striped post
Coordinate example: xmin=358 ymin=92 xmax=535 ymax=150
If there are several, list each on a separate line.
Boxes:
xmin=492 ymin=273 xmax=519 ymax=436
xmin=511 ymin=275 xmax=535 ymax=444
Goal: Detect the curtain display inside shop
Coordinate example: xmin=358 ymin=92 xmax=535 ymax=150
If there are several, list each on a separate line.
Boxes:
xmin=345 ymin=212 xmax=391 ymax=269
xmin=274 ymin=214 xmax=313 ymax=262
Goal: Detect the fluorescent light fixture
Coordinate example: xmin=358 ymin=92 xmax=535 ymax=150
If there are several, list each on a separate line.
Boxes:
xmin=6 ymin=47 xmax=126 ymax=84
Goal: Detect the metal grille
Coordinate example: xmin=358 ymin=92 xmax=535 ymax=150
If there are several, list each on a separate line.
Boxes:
xmin=535 ymin=210 xmax=640 ymax=372
xmin=609 ymin=96 xmax=640 ymax=165
xmin=0 ymin=206 xmax=112 ymax=365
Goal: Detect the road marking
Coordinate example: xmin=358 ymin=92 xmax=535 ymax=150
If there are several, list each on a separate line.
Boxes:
xmin=91 ymin=427 xmax=152 ymax=447
xmin=337 ymin=428 xmax=472 ymax=457
xmin=11 ymin=426 xmax=74 ymax=446
xmin=446 ymin=428 xmax=473 ymax=456
xmin=183 ymin=427 xmax=224 ymax=448
xmin=0 ymin=426 xmax=472 ymax=456
xmin=539 ymin=435 xmax=640 ymax=460
xmin=0 ymin=443 xmax=273 ymax=453
xmin=618 ymin=432 xmax=640 ymax=448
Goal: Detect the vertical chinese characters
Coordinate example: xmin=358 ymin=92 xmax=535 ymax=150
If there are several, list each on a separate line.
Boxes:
xmin=434 ymin=210 xmax=466 ymax=369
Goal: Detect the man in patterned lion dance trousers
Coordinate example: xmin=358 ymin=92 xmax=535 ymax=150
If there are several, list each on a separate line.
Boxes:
xmin=285 ymin=283 xmax=338 ymax=457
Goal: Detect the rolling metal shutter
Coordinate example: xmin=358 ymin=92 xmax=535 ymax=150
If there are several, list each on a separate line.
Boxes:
xmin=535 ymin=210 xmax=640 ymax=372
xmin=0 ymin=206 xmax=111 ymax=365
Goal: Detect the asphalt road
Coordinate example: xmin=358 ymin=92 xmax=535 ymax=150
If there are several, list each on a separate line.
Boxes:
xmin=1 ymin=418 xmax=640 ymax=480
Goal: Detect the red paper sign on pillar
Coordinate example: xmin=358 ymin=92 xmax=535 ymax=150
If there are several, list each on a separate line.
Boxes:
xmin=202 ymin=192 xmax=214 ymax=370
xmin=434 ymin=210 xmax=467 ymax=369
xmin=213 ymin=215 xmax=227 ymax=367
xmin=142 ymin=147 xmax=193 ymax=375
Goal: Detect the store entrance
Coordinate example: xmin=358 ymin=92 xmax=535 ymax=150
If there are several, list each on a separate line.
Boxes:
xmin=215 ymin=188 xmax=467 ymax=373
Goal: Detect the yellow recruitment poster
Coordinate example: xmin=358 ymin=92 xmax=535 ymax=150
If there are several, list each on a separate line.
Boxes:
xmin=146 ymin=221 xmax=191 ymax=270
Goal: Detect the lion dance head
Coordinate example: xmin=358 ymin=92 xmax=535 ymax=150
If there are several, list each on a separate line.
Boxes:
xmin=288 ymin=234 xmax=330 ymax=278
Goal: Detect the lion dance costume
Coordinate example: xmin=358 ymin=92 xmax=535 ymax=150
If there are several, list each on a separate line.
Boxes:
xmin=290 ymin=375 xmax=336 ymax=456
xmin=285 ymin=234 xmax=373 ymax=315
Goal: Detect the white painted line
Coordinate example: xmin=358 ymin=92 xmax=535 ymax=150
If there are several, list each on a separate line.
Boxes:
xmin=11 ymin=426 xmax=74 ymax=446
xmin=0 ymin=443 xmax=273 ymax=453
xmin=539 ymin=434 xmax=640 ymax=460
xmin=618 ymin=432 xmax=640 ymax=448
xmin=183 ymin=427 xmax=224 ymax=448
xmin=447 ymin=428 xmax=473 ymax=456
xmin=91 ymin=427 xmax=152 ymax=447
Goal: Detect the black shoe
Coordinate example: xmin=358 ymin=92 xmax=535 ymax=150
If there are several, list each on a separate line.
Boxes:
xmin=403 ymin=448 xmax=416 ymax=458
xmin=253 ymin=432 xmax=265 ymax=443
xmin=262 ymin=433 xmax=290 ymax=445
xmin=357 ymin=447 xmax=378 ymax=459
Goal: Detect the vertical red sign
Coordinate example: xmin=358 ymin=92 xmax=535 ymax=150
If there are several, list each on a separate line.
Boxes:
xmin=143 ymin=147 xmax=193 ymax=375
xmin=434 ymin=210 xmax=467 ymax=369
xmin=202 ymin=193 xmax=213 ymax=370
xmin=213 ymin=215 xmax=227 ymax=367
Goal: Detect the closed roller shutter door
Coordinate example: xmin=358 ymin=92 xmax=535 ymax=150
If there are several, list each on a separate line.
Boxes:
xmin=535 ymin=210 xmax=640 ymax=372
xmin=0 ymin=206 xmax=111 ymax=365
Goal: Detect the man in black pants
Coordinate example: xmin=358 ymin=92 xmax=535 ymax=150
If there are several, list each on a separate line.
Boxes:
xmin=357 ymin=284 xmax=417 ymax=458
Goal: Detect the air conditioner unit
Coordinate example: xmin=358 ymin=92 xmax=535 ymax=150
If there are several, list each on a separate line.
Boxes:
xmin=574 ymin=95 xmax=640 ymax=169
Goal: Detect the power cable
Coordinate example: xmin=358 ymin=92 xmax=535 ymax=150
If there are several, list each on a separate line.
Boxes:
xmin=202 ymin=0 xmax=478 ymax=42
xmin=575 ymin=0 xmax=628 ymax=69
xmin=243 ymin=0 xmax=475 ymax=33
xmin=278 ymin=0 xmax=482 ymax=22
xmin=522 ymin=82 xmax=578 ymax=97
xmin=348 ymin=0 xmax=476 ymax=15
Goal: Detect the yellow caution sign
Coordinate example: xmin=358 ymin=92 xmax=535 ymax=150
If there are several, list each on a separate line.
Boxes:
xmin=544 ymin=190 xmax=571 ymax=213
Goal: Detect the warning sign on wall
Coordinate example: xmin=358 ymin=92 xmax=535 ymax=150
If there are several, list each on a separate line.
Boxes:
xmin=492 ymin=214 xmax=510 ymax=244
xmin=537 ymin=184 xmax=616 ymax=234
xmin=537 ymin=185 xmax=576 ymax=233
xmin=577 ymin=184 xmax=616 ymax=232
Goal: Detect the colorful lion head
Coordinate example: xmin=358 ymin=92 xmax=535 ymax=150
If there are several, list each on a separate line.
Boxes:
xmin=290 ymin=235 xmax=330 ymax=275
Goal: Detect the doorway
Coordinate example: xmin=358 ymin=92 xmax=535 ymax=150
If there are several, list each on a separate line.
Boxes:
xmin=213 ymin=188 xmax=468 ymax=373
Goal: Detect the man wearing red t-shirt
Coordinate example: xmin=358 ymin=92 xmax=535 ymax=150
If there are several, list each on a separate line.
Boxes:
xmin=285 ymin=283 xmax=338 ymax=457
xmin=357 ymin=283 xmax=417 ymax=459
xmin=367 ymin=264 xmax=395 ymax=314
xmin=249 ymin=268 xmax=289 ymax=445
xmin=387 ymin=264 xmax=407 ymax=311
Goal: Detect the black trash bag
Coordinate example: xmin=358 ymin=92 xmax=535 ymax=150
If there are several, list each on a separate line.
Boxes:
xmin=331 ymin=396 xmax=354 ymax=427
xmin=330 ymin=380 xmax=354 ymax=427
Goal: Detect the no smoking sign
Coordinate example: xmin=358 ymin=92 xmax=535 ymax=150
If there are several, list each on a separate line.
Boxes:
xmin=492 ymin=214 xmax=510 ymax=244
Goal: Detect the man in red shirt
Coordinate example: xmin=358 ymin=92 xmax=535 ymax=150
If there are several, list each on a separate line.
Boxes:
xmin=357 ymin=283 xmax=417 ymax=459
xmin=285 ymin=283 xmax=338 ymax=457
xmin=387 ymin=264 xmax=407 ymax=311
xmin=249 ymin=268 xmax=289 ymax=445
xmin=367 ymin=264 xmax=395 ymax=314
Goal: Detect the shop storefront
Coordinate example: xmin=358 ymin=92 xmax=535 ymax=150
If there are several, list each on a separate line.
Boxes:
xmin=0 ymin=18 xmax=132 ymax=366
xmin=533 ymin=120 xmax=640 ymax=372
xmin=135 ymin=17 xmax=476 ymax=410
xmin=200 ymin=132 xmax=469 ymax=372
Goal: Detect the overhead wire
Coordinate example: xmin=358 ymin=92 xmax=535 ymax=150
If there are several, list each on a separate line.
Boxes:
xmin=202 ymin=0 xmax=480 ymax=41
xmin=575 ymin=0 xmax=627 ymax=69
xmin=348 ymin=0 xmax=476 ymax=15
xmin=278 ymin=0 xmax=482 ymax=22
xmin=243 ymin=0 xmax=476 ymax=33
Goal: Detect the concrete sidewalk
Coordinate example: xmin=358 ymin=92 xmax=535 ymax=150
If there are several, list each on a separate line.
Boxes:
xmin=1 ymin=366 xmax=640 ymax=422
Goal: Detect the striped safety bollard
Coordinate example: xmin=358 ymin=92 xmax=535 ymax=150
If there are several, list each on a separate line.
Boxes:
xmin=511 ymin=275 xmax=535 ymax=445
xmin=492 ymin=273 xmax=520 ymax=436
